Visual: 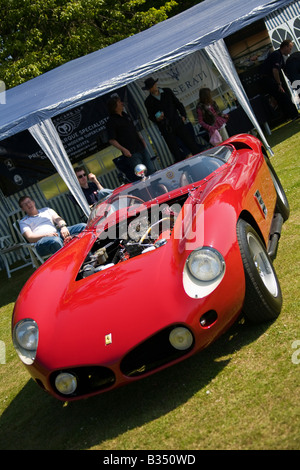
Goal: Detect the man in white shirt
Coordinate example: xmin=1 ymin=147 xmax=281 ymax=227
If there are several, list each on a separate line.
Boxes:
xmin=19 ymin=195 xmax=86 ymax=257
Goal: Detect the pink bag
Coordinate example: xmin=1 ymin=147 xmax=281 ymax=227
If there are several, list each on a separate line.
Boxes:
xmin=209 ymin=129 xmax=222 ymax=146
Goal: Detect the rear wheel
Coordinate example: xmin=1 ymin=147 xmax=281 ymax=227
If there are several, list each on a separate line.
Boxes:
xmin=237 ymin=219 xmax=282 ymax=323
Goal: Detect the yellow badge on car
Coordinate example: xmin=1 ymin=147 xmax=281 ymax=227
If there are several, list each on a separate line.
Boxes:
xmin=105 ymin=333 xmax=112 ymax=345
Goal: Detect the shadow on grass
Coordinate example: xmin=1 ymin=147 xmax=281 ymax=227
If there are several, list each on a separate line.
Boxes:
xmin=0 ymin=265 xmax=35 ymax=308
xmin=268 ymin=120 xmax=300 ymax=148
xmin=0 ymin=319 xmax=270 ymax=450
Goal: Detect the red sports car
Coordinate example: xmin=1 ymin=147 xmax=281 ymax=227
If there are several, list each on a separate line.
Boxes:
xmin=12 ymin=134 xmax=289 ymax=401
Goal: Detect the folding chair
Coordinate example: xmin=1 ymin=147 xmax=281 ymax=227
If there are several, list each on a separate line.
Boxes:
xmin=0 ymin=234 xmax=37 ymax=279
xmin=12 ymin=220 xmax=49 ymax=265
xmin=7 ymin=210 xmax=50 ymax=267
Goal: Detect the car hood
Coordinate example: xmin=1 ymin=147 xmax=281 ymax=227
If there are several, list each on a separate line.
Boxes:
xmin=14 ymin=165 xmax=244 ymax=371
xmin=13 ymin=226 xmax=202 ymax=370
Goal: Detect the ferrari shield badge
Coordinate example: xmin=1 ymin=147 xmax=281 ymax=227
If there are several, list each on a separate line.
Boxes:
xmin=105 ymin=333 xmax=112 ymax=345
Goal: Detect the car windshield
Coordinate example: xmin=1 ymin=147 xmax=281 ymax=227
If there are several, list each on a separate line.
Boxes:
xmin=87 ymin=145 xmax=232 ymax=228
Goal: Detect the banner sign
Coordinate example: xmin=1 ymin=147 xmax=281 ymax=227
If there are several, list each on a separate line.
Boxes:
xmin=136 ymin=50 xmax=221 ymax=106
xmin=51 ymin=89 xmax=129 ymax=161
xmin=0 ymin=87 xmax=130 ymax=196
xmin=0 ymin=131 xmax=53 ymax=196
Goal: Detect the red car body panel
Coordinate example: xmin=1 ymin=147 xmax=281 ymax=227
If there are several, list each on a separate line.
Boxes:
xmin=12 ymin=134 xmax=279 ymax=400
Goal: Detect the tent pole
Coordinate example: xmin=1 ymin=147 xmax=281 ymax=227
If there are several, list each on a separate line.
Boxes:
xmin=206 ymin=39 xmax=274 ymax=157
xmin=29 ymin=119 xmax=90 ymax=216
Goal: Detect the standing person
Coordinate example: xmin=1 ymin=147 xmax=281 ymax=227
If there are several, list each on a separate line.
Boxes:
xmin=18 ymin=196 xmax=86 ymax=257
xmin=74 ymin=166 xmax=112 ymax=207
xmin=143 ymin=77 xmax=200 ymax=162
xmin=196 ymin=88 xmax=229 ymax=144
xmin=284 ymin=51 xmax=300 ymax=84
xmin=106 ymin=96 xmax=155 ymax=181
xmin=260 ymin=39 xmax=299 ymax=121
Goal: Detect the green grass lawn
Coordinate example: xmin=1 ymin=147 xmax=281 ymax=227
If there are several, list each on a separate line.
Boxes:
xmin=0 ymin=121 xmax=299 ymax=450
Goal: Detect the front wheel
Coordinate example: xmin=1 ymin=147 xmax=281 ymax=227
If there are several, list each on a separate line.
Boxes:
xmin=237 ymin=219 xmax=282 ymax=323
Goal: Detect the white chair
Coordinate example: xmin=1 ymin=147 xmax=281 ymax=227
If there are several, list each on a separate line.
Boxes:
xmin=0 ymin=234 xmax=37 ymax=279
xmin=12 ymin=220 xmax=50 ymax=265
xmin=6 ymin=209 xmax=49 ymax=266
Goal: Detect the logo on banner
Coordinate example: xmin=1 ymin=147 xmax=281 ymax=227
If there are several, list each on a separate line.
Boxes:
xmin=4 ymin=158 xmax=15 ymax=170
xmin=14 ymin=174 xmax=24 ymax=186
xmin=55 ymin=108 xmax=82 ymax=136
xmin=167 ymin=67 xmax=180 ymax=81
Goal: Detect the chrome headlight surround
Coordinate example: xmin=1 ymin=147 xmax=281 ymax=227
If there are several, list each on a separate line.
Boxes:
xmin=187 ymin=247 xmax=225 ymax=282
xmin=13 ymin=319 xmax=39 ymax=365
xmin=183 ymin=247 xmax=225 ymax=299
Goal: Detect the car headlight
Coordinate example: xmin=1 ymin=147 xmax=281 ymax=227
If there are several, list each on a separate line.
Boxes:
xmin=169 ymin=327 xmax=194 ymax=351
xmin=55 ymin=372 xmax=78 ymax=395
xmin=13 ymin=319 xmax=39 ymax=365
xmin=187 ymin=247 xmax=225 ymax=282
xmin=183 ymin=247 xmax=225 ymax=299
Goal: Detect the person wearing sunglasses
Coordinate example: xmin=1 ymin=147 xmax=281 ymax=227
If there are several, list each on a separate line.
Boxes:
xmin=74 ymin=166 xmax=113 ymax=207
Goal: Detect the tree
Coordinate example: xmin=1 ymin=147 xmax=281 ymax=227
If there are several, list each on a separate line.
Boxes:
xmin=0 ymin=0 xmax=179 ymax=89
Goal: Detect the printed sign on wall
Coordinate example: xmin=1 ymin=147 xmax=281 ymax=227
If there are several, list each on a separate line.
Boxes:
xmin=136 ymin=50 xmax=221 ymax=106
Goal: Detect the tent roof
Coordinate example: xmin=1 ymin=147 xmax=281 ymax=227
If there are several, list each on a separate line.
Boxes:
xmin=0 ymin=0 xmax=292 ymax=140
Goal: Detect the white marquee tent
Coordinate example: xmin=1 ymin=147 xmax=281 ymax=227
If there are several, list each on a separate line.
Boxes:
xmin=0 ymin=0 xmax=294 ymax=216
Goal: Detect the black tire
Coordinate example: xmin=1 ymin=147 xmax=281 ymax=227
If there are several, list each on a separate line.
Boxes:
xmin=237 ymin=219 xmax=282 ymax=324
xmin=266 ymin=159 xmax=290 ymax=221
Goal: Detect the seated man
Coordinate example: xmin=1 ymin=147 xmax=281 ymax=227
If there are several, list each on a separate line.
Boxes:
xmin=73 ymin=166 xmax=113 ymax=207
xmin=19 ymin=195 xmax=86 ymax=257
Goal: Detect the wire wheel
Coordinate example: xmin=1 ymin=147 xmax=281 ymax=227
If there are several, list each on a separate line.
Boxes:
xmin=237 ymin=219 xmax=282 ymax=324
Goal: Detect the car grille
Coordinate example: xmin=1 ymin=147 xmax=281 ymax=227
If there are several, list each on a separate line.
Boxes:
xmin=50 ymin=366 xmax=115 ymax=398
xmin=48 ymin=325 xmax=194 ymax=398
xmin=120 ymin=325 xmax=194 ymax=377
